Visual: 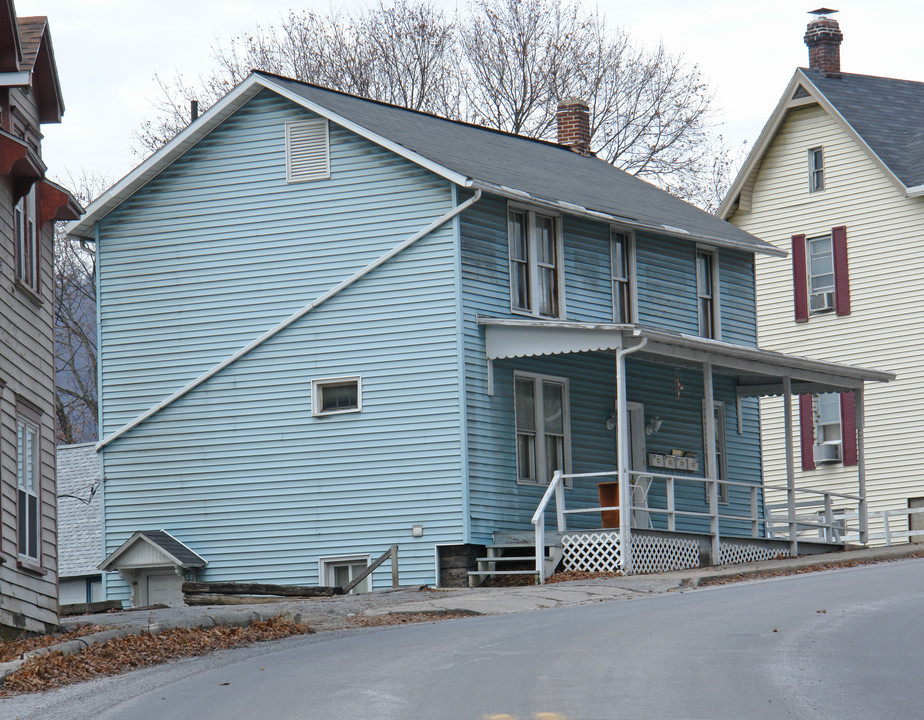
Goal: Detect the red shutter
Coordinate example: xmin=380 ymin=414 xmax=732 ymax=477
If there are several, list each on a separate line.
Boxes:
xmin=840 ymin=391 xmax=858 ymax=466
xmin=799 ymin=394 xmax=815 ymax=471
xmin=832 ymin=225 xmax=850 ymax=316
xmin=792 ymin=234 xmax=809 ymax=322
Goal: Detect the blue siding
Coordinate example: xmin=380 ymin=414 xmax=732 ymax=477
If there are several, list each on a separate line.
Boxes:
xmin=459 ymin=195 xmax=763 ymax=540
xmin=98 ymin=91 xmax=466 ymax=597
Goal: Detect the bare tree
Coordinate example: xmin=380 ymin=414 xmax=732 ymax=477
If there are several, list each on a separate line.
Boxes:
xmin=54 ymin=171 xmax=109 ymax=444
xmin=132 ymin=0 xmax=730 ymax=208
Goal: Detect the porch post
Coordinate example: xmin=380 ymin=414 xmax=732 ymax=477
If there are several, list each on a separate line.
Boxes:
xmin=703 ymin=362 xmax=720 ymax=564
xmin=856 ymin=386 xmax=868 ymax=544
xmin=615 ymin=339 xmax=632 ymax=574
xmin=782 ymin=376 xmax=798 ymax=556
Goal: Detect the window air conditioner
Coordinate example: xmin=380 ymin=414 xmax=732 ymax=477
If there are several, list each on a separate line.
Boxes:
xmin=810 ymin=291 xmax=835 ymax=312
xmin=814 ymin=442 xmax=841 ymax=464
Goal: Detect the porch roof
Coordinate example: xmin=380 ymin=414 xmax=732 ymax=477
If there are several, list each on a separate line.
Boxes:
xmin=477 ymin=318 xmax=895 ymax=397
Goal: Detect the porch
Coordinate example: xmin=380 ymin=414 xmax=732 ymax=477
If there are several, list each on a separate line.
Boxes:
xmin=476 ymin=319 xmax=894 ymax=581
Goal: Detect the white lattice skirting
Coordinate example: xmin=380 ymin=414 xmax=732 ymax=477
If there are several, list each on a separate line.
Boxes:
xmin=561 ymin=532 xmax=623 ymax=573
xmin=630 ymin=535 xmax=700 ymax=573
xmin=561 ymin=533 xmax=700 ymax=574
xmin=718 ymin=542 xmax=790 ymax=566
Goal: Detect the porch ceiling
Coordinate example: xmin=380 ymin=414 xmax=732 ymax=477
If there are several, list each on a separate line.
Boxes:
xmin=477 ymin=318 xmax=895 ymax=397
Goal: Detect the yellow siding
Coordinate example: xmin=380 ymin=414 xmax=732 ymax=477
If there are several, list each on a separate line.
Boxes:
xmin=730 ymin=103 xmax=924 ymax=543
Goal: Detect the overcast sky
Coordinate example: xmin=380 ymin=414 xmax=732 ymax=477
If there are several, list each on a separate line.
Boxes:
xmin=15 ymin=0 xmax=924 ymax=189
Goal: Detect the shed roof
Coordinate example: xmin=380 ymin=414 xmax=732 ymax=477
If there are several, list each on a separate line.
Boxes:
xmin=56 ymin=443 xmax=101 ymax=578
xmin=99 ymin=529 xmax=207 ymax=571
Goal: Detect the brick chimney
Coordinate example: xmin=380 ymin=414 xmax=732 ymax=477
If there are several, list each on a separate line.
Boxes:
xmin=557 ymin=98 xmax=593 ymax=156
xmin=804 ymin=8 xmax=843 ymax=77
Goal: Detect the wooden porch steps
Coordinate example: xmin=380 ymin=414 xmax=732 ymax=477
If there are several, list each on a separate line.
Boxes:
xmin=467 ymin=539 xmax=563 ymax=587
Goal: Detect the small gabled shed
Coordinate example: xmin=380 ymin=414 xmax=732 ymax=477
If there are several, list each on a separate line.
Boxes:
xmin=99 ymin=530 xmax=206 ymax=608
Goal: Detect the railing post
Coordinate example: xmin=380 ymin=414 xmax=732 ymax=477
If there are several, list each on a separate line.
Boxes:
xmin=708 ymin=479 xmax=720 ymax=564
xmin=667 ymin=476 xmax=675 ymax=532
xmin=390 ymin=544 xmax=399 ymax=588
xmin=782 ymin=377 xmax=798 ymax=557
xmin=751 ymin=486 xmax=759 ymax=538
xmin=882 ymin=510 xmax=892 ymax=546
xmin=535 ymin=518 xmax=546 ymax=583
xmin=824 ymin=495 xmax=834 ymax=543
xmin=555 ymin=472 xmax=566 ymax=533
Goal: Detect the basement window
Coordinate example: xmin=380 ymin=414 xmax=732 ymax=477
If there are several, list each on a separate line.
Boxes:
xmin=286 ymin=119 xmax=330 ymax=182
xmin=312 ymin=376 xmax=361 ymax=416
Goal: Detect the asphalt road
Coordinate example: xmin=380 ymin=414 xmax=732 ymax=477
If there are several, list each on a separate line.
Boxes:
xmin=6 ymin=558 xmax=924 ymax=720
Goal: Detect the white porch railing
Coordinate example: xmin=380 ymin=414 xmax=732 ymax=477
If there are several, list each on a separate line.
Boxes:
xmin=832 ymin=506 xmax=924 ymax=546
xmin=531 ymin=469 xmax=863 ymax=581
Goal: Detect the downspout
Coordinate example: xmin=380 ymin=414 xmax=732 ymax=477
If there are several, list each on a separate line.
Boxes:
xmin=96 ymin=188 xmax=483 ymax=451
xmin=616 ymin=331 xmax=648 ymax=574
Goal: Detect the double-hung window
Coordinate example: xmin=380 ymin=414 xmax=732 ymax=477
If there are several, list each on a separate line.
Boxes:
xmin=813 ymin=393 xmax=841 ymax=463
xmin=702 ymin=401 xmax=729 ymax=504
xmin=807 ymin=234 xmax=835 ymax=313
xmin=17 ymin=417 xmax=40 ymax=562
xmin=514 ymin=373 xmax=570 ymax=486
xmin=808 ymin=147 xmax=825 ymax=193
xmin=508 ymin=208 xmax=562 ymax=318
xmin=696 ymin=248 xmax=719 ymax=339
xmin=611 ymin=230 xmax=635 ymax=323
xmin=15 ymin=187 xmax=38 ymax=292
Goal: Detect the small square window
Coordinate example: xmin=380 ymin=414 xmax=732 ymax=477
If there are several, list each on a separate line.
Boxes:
xmin=808 ymin=147 xmax=824 ymax=193
xmin=312 ymin=376 xmax=361 ymax=416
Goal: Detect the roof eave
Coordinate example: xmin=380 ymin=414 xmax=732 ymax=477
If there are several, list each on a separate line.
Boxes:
xmin=476 ymin=180 xmax=785 ymax=257
xmin=718 ymin=70 xmax=808 ymax=220
xmin=69 ymin=72 xmax=476 ymax=241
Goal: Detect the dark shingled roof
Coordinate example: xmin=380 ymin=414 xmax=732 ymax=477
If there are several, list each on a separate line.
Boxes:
xmin=140 ymin=530 xmax=206 ymax=567
xmin=16 ymin=16 xmax=44 ymax=70
xmin=803 ymin=68 xmax=924 ymax=188
xmin=260 ymin=72 xmax=775 ymax=255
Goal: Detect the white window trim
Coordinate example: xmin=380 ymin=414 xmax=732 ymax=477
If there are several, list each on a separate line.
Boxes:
xmin=311 ymin=375 xmax=362 ymax=417
xmin=808 ymin=146 xmax=825 ymax=193
xmin=16 ymin=416 xmax=41 ymax=563
xmin=695 ymin=245 xmax=721 ymax=341
xmin=507 ymin=203 xmax=566 ymax=319
xmin=813 ymin=393 xmax=842 ymax=463
xmin=15 ymin=187 xmax=38 ymax=291
xmin=610 ymin=228 xmax=638 ymax=324
xmin=285 ymin=119 xmax=331 ymax=183
xmin=319 ymin=554 xmax=371 ymax=594
xmin=513 ymin=370 xmax=572 ymax=487
xmin=806 ymin=234 xmax=836 ymax=315
xmin=702 ymin=400 xmax=729 ymax=504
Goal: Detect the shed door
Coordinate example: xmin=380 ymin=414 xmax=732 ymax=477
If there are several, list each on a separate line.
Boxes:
xmin=144 ymin=570 xmax=184 ymax=607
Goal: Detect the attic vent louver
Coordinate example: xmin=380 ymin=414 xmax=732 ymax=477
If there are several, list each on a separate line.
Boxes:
xmin=286 ymin=119 xmax=330 ymax=182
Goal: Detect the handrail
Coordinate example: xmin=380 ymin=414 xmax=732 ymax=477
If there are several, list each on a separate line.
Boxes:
xmin=531 ymin=470 xmax=564 ymax=525
xmin=341 ymin=545 xmax=399 ymax=594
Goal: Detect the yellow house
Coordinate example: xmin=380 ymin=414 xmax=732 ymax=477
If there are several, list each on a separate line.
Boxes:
xmin=720 ymin=10 xmax=924 ymax=545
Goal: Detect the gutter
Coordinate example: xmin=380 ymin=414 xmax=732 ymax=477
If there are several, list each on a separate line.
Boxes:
xmin=906 ymin=184 xmax=924 ymax=198
xmin=96 ymin=189 xmax=482 ymax=451
xmin=471 ymin=180 xmax=786 ymax=258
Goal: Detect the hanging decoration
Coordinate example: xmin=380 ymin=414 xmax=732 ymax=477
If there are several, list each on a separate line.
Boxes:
xmin=674 ymin=367 xmax=683 ymax=399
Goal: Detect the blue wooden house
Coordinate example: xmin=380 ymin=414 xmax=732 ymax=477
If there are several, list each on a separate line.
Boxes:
xmin=68 ymin=73 xmax=891 ymax=605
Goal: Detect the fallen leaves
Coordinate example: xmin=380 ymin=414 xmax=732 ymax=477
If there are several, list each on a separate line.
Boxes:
xmin=0 ymin=625 xmax=108 ymax=663
xmin=545 ymin=569 xmax=624 ymax=584
xmin=347 ymin=610 xmax=480 ymax=627
xmin=0 ymin=617 xmax=311 ymax=696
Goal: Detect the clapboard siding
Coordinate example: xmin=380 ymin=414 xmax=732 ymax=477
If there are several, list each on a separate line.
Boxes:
xmin=730 ymin=102 xmax=924 ymax=540
xmin=98 ymin=91 xmax=465 ymax=596
xmin=459 ymin=195 xmax=763 ymax=539
xmin=0 ymin=86 xmax=60 ymax=632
